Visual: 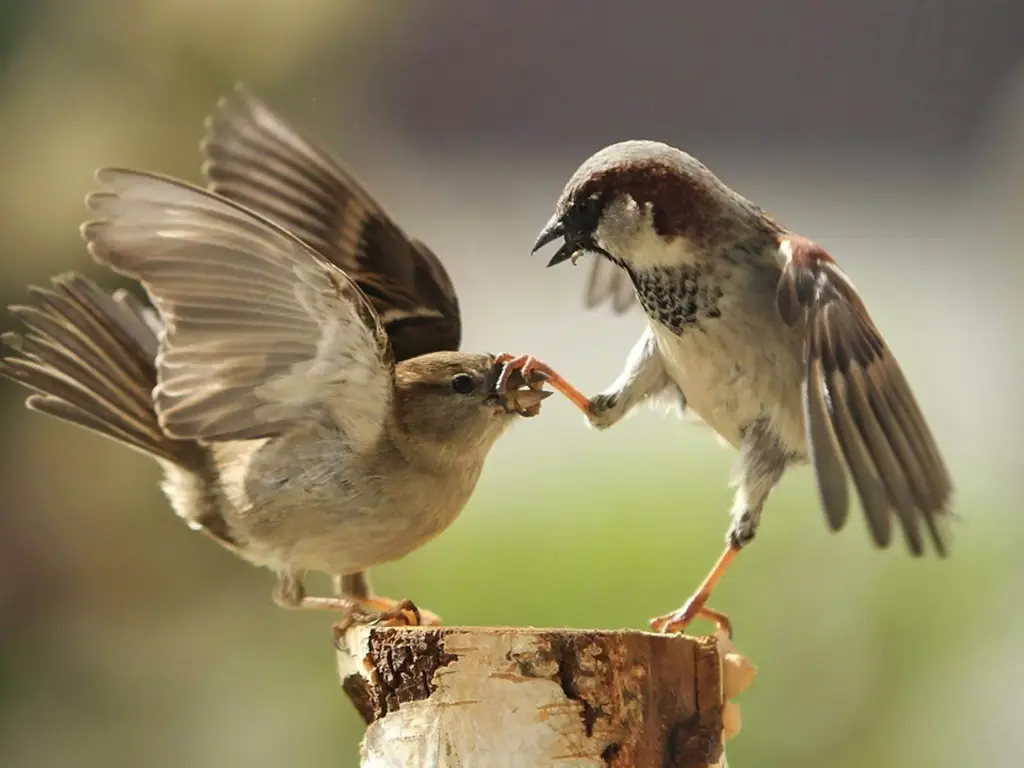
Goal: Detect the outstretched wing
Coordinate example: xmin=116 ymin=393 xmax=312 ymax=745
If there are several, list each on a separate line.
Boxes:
xmin=82 ymin=168 xmax=394 ymax=452
xmin=200 ymin=84 xmax=461 ymax=362
xmin=776 ymin=236 xmax=953 ymax=556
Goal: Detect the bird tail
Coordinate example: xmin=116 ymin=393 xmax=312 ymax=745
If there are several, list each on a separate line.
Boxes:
xmin=0 ymin=273 xmax=201 ymax=468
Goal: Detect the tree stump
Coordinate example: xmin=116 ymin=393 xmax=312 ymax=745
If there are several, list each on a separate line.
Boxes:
xmin=336 ymin=626 xmax=755 ymax=767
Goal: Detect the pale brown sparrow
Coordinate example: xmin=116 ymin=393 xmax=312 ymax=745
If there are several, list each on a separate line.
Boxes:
xmin=1 ymin=116 xmax=551 ymax=631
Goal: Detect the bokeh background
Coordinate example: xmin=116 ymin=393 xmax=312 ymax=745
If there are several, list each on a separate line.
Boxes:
xmin=1 ymin=1 xmax=1022 ymax=766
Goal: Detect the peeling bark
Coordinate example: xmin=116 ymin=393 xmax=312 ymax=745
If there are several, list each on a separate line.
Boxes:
xmin=337 ymin=626 xmax=755 ymax=767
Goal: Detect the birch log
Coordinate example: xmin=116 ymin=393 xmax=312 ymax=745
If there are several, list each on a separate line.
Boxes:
xmin=336 ymin=626 xmax=755 ymax=767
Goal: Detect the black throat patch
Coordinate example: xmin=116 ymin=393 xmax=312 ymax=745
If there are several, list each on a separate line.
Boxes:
xmin=627 ymin=263 xmax=724 ymax=334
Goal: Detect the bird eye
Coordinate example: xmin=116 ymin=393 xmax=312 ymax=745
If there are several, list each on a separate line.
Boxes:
xmin=450 ymin=373 xmax=476 ymax=395
xmin=570 ymin=193 xmax=606 ymax=235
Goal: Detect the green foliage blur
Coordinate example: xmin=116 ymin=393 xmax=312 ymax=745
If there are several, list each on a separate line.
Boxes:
xmin=0 ymin=2 xmax=1020 ymax=767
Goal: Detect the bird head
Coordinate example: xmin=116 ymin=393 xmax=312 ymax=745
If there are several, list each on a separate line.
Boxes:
xmin=533 ymin=140 xmax=777 ymax=273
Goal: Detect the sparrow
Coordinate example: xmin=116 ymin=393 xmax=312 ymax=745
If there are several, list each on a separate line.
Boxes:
xmin=0 ymin=119 xmax=551 ymax=632
xmin=519 ymin=139 xmax=953 ymax=635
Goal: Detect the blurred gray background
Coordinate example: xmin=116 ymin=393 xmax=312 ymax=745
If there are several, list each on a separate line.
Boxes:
xmin=1 ymin=1 xmax=1022 ymax=766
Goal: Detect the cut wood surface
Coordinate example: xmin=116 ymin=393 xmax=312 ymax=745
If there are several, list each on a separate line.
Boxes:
xmin=336 ymin=625 xmax=755 ymax=767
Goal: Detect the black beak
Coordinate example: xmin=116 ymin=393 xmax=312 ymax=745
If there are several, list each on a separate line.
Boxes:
xmin=532 ymin=214 xmax=565 ymax=253
xmin=544 ymin=241 xmax=579 ymax=267
xmin=532 ymin=214 xmax=579 ymax=267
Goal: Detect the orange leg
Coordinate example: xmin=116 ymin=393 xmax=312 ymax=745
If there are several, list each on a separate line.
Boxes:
xmin=649 ymin=544 xmax=737 ymax=637
xmin=495 ymin=354 xmax=591 ymax=414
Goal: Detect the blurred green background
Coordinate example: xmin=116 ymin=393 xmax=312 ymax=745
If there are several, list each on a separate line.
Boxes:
xmin=1 ymin=1 xmax=1022 ymax=766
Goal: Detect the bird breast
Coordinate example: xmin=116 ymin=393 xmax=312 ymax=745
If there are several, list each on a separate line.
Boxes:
xmin=643 ymin=267 xmax=808 ymax=455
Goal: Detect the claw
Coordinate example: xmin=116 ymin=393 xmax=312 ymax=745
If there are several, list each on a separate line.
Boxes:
xmin=495 ymin=354 xmax=591 ymax=415
xmin=650 ymin=544 xmax=738 ymax=638
xmin=370 ymin=598 xmax=422 ymax=627
xmin=649 ymin=596 xmax=733 ymax=638
xmin=330 ymin=598 xmax=442 ymax=648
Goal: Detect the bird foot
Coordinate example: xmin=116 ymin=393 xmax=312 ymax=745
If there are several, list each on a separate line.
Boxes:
xmin=650 ymin=593 xmax=733 ymax=638
xmin=495 ymin=353 xmax=591 ymax=414
xmin=332 ymin=597 xmax=441 ymax=647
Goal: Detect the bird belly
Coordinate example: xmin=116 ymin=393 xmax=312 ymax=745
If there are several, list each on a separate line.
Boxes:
xmin=224 ymin=441 xmax=477 ymax=576
xmin=649 ymin=318 xmax=807 ymax=454
xmin=235 ymin=486 xmax=455 ymax=576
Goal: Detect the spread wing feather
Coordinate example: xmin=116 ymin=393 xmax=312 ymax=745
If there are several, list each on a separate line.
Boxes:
xmin=201 ymin=84 xmax=461 ymax=362
xmin=82 ymin=168 xmax=394 ymax=452
xmin=777 ymin=238 xmax=953 ymax=555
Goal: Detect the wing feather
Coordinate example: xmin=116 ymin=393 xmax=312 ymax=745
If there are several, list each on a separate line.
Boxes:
xmin=803 ymin=319 xmax=851 ymax=532
xmin=81 ymin=168 xmax=394 ymax=451
xmin=200 ymin=84 xmax=461 ymax=361
xmin=584 ymin=256 xmax=636 ymax=313
xmin=778 ymin=236 xmax=952 ymax=555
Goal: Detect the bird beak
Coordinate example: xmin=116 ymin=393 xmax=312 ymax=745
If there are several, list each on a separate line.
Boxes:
xmin=543 ymin=241 xmax=580 ymax=268
xmin=532 ymin=214 xmax=565 ymax=253
xmin=532 ymin=215 xmax=580 ymax=268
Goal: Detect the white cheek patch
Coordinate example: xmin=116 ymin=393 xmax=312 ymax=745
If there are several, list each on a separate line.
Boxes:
xmin=594 ymin=196 xmax=705 ymax=269
xmin=636 ymin=233 xmax=704 ymax=268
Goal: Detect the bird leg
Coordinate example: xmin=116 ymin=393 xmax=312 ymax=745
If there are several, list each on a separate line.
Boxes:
xmin=495 ymin=353 xmax=591 ymax=414
xmin=650 ymin=417 xmax=789 ymax=637
xmin=649 ymin=544 xmax=736 ymax=636
xmin=587 ymin=326 xmax=677 ymax=429
xmin=495 ymin=330 xmax=676 ymax=424
xmin=272 ymin=570 xmax=441 ymax=642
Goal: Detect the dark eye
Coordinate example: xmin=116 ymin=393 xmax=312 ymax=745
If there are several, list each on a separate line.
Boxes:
xmin=450 ymin=373 xmax=476 ymax=395
xmin=566 ymin=193 xmax=606 ymax=241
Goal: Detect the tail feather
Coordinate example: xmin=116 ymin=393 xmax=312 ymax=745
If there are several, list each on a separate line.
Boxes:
xmin=3 ymin=323 xmax=152 ymax=429
xmin=2 ymin=343 xmax=167 ymax=460
xmin=1 ymin=273 xmax=201 ymax=468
